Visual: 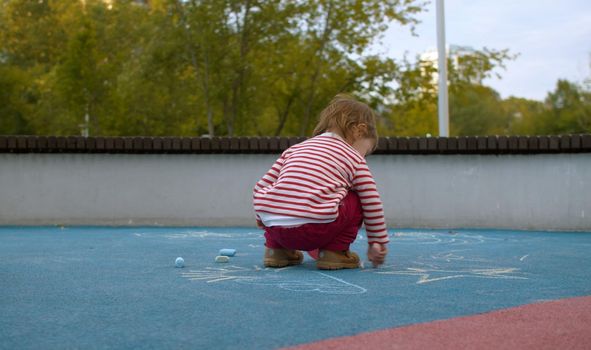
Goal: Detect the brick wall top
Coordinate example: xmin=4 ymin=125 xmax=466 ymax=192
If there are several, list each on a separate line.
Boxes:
xmin=1 ymin=135 xmax=590 ymax=155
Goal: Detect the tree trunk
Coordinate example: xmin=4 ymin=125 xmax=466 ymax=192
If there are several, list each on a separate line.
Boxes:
xmin=223 ymin=95 xmax=233 ymax=136
xmin=274 ymin=92 xmax=296 ymax=136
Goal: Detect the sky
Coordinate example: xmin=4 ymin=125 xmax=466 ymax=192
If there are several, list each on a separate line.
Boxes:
xmin=375 ymin=0 xmax=591 ymax=101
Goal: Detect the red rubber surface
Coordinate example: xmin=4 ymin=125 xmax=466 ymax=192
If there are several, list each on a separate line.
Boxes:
xmin=286 ymin=296 xmax=591 ymax=350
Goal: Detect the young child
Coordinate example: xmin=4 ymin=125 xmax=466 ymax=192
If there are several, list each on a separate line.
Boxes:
xmin=253 ymin=94 xmax=389 ymax=270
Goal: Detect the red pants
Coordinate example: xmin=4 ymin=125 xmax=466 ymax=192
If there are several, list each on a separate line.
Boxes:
xmin=264 ymin=191 xmax=364 ymax=251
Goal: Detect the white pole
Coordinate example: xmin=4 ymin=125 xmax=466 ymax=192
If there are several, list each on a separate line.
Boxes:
xmin=436 ymin=0 xmax=449 ymax=137
xmin=83 ymin=112 xmax=89 ymax=137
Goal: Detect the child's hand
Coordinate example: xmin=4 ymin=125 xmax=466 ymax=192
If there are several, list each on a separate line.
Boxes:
xmin=256 ymin=219 xmax=265 ymax=229
xmin=367 ymin=243 xmax=388 ymax=268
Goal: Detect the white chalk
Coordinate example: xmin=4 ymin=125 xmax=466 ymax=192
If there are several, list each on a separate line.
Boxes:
xmin=219 ymin=248 xmax=236 ymax=257
xmin=215 ymin=256 xmax=230 ymax=263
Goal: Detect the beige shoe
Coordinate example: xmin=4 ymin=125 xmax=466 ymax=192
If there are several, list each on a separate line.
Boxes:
xmin=264 ymin=248 xmax=304 ymax=268
xmin=316 ymin=250 xmax=360 ymax=270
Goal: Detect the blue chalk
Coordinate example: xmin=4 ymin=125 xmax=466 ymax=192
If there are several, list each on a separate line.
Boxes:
xmin=219 ymin=248 xmax=236 ymax=257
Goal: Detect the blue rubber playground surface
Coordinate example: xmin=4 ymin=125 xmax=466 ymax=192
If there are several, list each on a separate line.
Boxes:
xmin=1 ymin=226 xmax=591 ymax=349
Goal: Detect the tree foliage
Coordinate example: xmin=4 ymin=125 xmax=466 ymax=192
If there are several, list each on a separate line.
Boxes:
xmin=387 ymin=48 xmax=591 ymax=136
xmin=0 ymin=0 xmax=589 ymax=137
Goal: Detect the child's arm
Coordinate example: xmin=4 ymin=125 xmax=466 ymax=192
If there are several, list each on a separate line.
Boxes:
xmin=352 ymin=161 xmax=389 ymax=265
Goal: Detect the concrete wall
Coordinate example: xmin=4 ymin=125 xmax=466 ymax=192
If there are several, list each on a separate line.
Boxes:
xmin=1 ymin=153 xmax=590 ymax=230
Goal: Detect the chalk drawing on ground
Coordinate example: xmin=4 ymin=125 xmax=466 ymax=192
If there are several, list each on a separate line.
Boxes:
xmin=180 ymin=265 xmax=367 ymax=295
xmin=371 ymin=247 xmax=529 ymax=284
xmin=165 ymin=230 xmax=262 ymax=240
xmin=391 ymin=231 xmax=508 ymax=246
xmin=375 ymin=266 xmax=528 ymax=284
xmin=426 ymin=250 xmax=492 ymax=263
xmin=174 ymin=230 xmax=528 ymax=288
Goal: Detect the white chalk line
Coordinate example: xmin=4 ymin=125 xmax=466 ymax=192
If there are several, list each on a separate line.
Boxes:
xmin=179 ymin=266 xmax=367 ymax=294
xmin=206 ymin=276 xmax=239 ymax=283
xmin=377 ymin=266 xmax=528 ymax=284
xmin=165 ymin=230 xmax=262 ymax=240
xmin=393 ymin=232 xmax=490 ymax=245
xmin=315 ymin=272 xmax=367 ymax=294
xmin=418 ymin=275 xmax=464 ymax=284
xmin=274 ymin=266 xmax=296 ymax=272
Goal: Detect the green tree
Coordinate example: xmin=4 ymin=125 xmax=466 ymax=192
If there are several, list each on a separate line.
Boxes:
xmin=0 ymin=0 xmax=429 ymax=137
xmin=535 ymin=80 xmax=591 ymax=134
xmin=0 ymin=0 xmax=66 ymax=68
xmin=111 ymin=1 xmax=201 ymax=136
xmin=386 ymin=56 xmax=438 ymax=136
xmin=293 ymin=0 xmax=423 ymax=136
xmin=502 ymin=97 xmax=545 ymax=135
xmin=0 ymin=65 xmax=33 ymax=134
xmin=0 ymin=0 xmax=69 ymax=134
xmin=449 ymin=84 xmax=508 ymax=136
xmin=385 ymin=47 xmax=516 ymax=136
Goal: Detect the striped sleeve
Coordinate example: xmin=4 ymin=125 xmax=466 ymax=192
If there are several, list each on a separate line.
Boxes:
xmin=352 ymin=161 xmax=389 ymax=245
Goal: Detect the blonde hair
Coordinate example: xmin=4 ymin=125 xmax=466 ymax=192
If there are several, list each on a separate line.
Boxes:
xmin=313 ymin=94 xmax=378 ymax=147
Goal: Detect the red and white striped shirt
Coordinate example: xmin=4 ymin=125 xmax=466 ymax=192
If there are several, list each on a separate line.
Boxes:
xmin=253 ymin=133 xmax=389 ymax=245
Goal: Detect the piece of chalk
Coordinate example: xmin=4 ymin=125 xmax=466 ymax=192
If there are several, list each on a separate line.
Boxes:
xmin=215 ymin=255 xmax=230 ymax=263
xmin=219 ymin=248 xmax=236 ymax=257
